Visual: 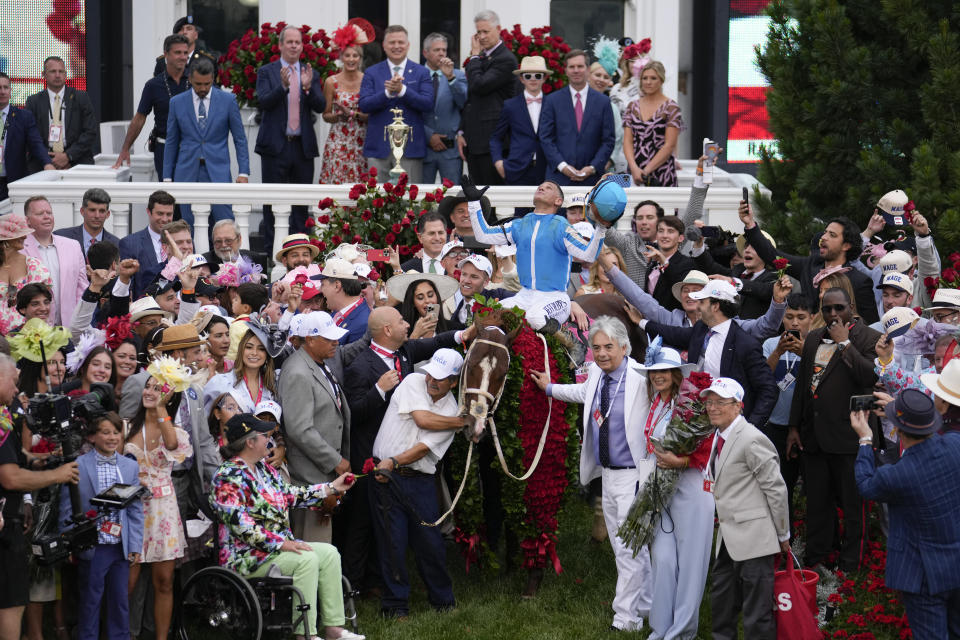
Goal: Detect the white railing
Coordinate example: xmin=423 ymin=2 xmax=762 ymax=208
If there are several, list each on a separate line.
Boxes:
xmin=5 ymin=165 xmax=761 ymax=257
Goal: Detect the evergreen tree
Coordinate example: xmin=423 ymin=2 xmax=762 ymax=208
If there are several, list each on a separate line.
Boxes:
xmin=753 ymin=0 xmax=960 ymax=253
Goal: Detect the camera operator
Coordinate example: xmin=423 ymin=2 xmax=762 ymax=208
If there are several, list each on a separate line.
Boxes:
xmin=0 ymin=354 xmax=78 ymax=640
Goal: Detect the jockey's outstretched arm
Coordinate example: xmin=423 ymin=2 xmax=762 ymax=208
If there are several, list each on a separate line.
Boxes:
xmin=564 ymin=223 xmax=606 ymax=262
xmin=467 ymin=200 xmax=512 ymax=245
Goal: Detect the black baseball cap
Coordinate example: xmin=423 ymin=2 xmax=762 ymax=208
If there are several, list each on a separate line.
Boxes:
xmin=225 ymin=413 xmax=274 ymax=445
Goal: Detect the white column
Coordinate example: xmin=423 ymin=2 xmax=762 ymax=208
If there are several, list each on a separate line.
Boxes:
xmin=131 ymin=1 xmax=183 ymax=150
xmin=271 ymin=204 xmax=292 ymax=258
xmin=110 ymin=203 xmax=131 ymax=239
xmin=233 ymin=204 xmax=252 ymax=251
xmin=259 ymin=1 xmax=346 ymax=30
xmin=193 ymin=204 xmax=211 ymax=253
xmin=390 ymin=0 xmax=421 ymax=55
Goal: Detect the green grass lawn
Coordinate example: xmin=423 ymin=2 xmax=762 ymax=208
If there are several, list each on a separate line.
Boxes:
xmin=351 ymin=497 xmax=713 ymax=639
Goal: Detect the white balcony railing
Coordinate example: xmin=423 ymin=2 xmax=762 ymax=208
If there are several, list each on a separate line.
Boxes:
xmin=4 ymin=164 xmax=763 ymax=257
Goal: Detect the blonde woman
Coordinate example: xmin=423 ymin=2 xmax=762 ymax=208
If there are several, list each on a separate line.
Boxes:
xmin=576 ymin=246 xmax=626 ymax=297
xmin=622 ymin=61 xmax=685 ymax=187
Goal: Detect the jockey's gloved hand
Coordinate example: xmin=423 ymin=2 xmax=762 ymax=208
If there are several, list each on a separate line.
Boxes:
xmin=460 ymin=174 xmax=490 ymax=202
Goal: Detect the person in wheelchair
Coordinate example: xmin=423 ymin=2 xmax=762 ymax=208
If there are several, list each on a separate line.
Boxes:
xmin=209 ymin=413 xmax=365 ymax=640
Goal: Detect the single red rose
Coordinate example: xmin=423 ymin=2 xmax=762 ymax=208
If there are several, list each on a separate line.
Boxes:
xmin=293 ymin=274 xmax=309 ymax=285
xmin=369 ymin=166 xmax=378 ymax=177
xmin=269 ymin=54 xmax=279 ymax=62
xmin=318 ymin=197 xmax=334 ymax=209
xmin=953 ymin=260 xmax=960 ymax=272
xmin=343 ymin=473 xmax=355 ymax=486
xmin=304 ymin=217 xmax=316 ymax=229
xmin=367 ymin=178 xmax=377 ymax=188
xmin=408 ymin=185 xmax=419 ymax=199
xmin=441 ymin=178 xmax=454 ymax=189
xmin=942 ymin=268 xmax=958 ymax=282
xmin=434 ymin=188 xmax=444 ymax=200
xmin=401 ymin=217 xmax=411 ymax=227
xmin=913 ymin=306 xmax=923 ymax=315
xmin=245 ymin=88 xmax=255 ymax=100
xmin=949 ymin=252 xmax=960 ymax=263
xmin=394 ymin=185 xmax=406 ymax=197
xmin=316 ymin=240 xmax=326 ymax=251
xmin=86 ymin=509 xmax=98 ymax=519
xmin=772 ymin=258 xmax=788 ymax=270
xmin=384 ymin=182 xmax=394 ymax=193
xmin=317 ymin=214 xmax=330 ymax=224
xmin=424 ymin=193 xmax=435 ymax=202
xmin=924 ymin=276 xmax=938 ymax=287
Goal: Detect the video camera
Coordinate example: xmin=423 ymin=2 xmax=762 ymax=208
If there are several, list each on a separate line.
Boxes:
xmin=24 ymin=382 xmax=122 ymax=565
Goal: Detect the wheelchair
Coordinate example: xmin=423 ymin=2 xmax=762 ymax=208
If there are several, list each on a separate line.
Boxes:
xmin=176 ymin=563 xmax=359 ymax=640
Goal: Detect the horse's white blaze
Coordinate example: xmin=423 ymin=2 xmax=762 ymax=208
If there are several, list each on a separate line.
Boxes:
xmin=468 ymin=355 xmax=496 ymax=437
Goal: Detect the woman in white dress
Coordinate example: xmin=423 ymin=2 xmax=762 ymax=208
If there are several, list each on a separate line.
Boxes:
xmin=203 ymin=323 xmax=277 ymax=414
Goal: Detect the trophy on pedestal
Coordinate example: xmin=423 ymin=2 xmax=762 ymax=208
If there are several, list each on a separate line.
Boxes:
xmin=384 ymin=107 xmax=412 ymax=178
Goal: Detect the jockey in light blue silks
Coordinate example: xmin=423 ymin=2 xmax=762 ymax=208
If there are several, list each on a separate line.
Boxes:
xmin=461 ymin=174 xmax=627 ymax=330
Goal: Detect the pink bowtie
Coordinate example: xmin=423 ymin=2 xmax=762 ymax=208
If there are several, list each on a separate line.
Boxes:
xmin=526 ymin=97 xmax=541 ymax=104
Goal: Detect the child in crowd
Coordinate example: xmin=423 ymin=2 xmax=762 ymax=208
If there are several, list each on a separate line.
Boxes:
xmin=60 ymin=412 xmax=143 ymax=640
xmin=227 ymin=282 xmax=269 ymax=361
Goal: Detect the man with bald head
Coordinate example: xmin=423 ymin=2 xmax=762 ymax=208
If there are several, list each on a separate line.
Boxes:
xmin=339 ymin=307 xmax=475 ymax=597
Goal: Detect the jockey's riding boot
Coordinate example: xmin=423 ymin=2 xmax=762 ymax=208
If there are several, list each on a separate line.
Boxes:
xmin=540 ymin=318 xmax=561 ymax=334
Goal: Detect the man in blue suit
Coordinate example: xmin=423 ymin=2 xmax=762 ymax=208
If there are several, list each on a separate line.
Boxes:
xmin=0 ymin=72 xmax=54 ymax=199
xmin=55 ymin=187 xmax=121 ymax=253
xmin=255 ymin=25 xmax=326 ymax=252
xmin=358 ymin=25 xmax=432 ymax=183
xmin=539 ymin=50 xmax=615 ymax=187
xmin=490 ymin=56 xmax=550 ymax=186
xmin=119 ymin=190 xmax=175 ymax=298
xmin=851 ymin=390 xmax=960 ymax=639
xmin=421 ymin=32 xmax=466 ymax=185
xmin=164 ymin=57 xmax=249 ymax=230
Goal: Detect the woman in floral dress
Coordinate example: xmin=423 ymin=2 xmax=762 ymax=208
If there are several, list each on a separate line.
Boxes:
xmin=622 ymin=61 xmax=686 ymax=187
xmin=124 ymin=373 xmax=192 ymax=640
xmin=319 ymin=43 xmax=367 ymax=184
xmin=0 ymin=214 xmax=52 ymax=335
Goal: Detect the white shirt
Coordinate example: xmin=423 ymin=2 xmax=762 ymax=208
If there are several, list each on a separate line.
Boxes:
xmin=702 ymin=318 xmax=733 ymax=378
xmin=191 ymin=89 xmax=210 ymax=121
xmin=47 ymin=88 xmax=66 ymax=140
xmin=420 ymin=255 xmax=445 ymax=274
xmin=34 ymin=236 xmax=62 ymax=324
xmin=385 ymin=59 xmax=410 ymax=98
xmin=524 ymin=91 xmax=542 ymax=134
xmin=372 ymin=373 xmax=458 ymax=474
xmin=147 ymin=226 xmax=164 ymax=263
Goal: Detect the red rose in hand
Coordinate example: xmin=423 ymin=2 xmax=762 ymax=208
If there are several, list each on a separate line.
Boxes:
xmin=293 ymin=274 xmax=309 ymax=286
xmin=772 ymin=258 xmax=789 ymax=270
xmin=86 ymin=509 xmax=98 ymax=519
xmin=362 ymin=458 xmax=377 ymax=474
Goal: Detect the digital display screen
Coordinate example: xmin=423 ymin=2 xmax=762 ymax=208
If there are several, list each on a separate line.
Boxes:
xmin=0 ymin=0 xmax=86 ymax=106
xmin=727 ymin=0 xmax=774 ymax=163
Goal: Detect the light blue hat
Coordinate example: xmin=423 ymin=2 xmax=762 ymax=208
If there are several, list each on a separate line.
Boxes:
xmin=585 ymin=176 xmax=628 ymax=223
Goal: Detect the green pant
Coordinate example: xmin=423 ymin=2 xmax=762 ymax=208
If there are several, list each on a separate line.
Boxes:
xmin=247 ymin=542 xmax=344 ymax=634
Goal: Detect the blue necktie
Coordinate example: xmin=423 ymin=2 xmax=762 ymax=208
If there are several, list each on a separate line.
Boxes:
xmin=701 ymin=329 xmax=717 ymax=358
xmin=198 ymin=98 xmax=207 ymax=132
xmin=598 ymin=375 xmax=613 ymax=466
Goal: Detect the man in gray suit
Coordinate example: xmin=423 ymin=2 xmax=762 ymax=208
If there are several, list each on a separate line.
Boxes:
xmin=278 ymin=311 xmax=351 ymax=543
xmin=702 ymin=377 xmax=790 ymax=640
xmin=54 ymin=188 xmax=121 ymax=254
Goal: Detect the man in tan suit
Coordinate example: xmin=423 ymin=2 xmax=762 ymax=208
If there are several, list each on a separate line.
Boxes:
xmin=702 ymin=377 xmax=789 ymax=640
xmin=278 ymin=311 xmax=351 ymax=543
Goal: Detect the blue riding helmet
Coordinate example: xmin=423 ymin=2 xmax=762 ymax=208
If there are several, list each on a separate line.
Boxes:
xmin=585 ymin=175 xmax=628 ymax=224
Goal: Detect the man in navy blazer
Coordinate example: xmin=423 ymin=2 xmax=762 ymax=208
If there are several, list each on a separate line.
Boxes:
xmin=0 ymin=72 xmax=54 ymax=199
xmin=421 ymin=33 xmax=467 ymax=185
xmin=55 ymin=187 xmax=121 ymax=253
xmin=164 ymin=57 xmax=249 ymax=229
xmin=851 ymin=390 xmax=960 ymax=638
xmin=539 ymin=50 xmax=615 ymax=187
xmin=255 ymin=26 xmax=326 ymax=251
xmin=644 ymin=280 xmax=777 ymax=427
xmin=119 ymin=190 xmax=176 ymax=298
xmin=490 ymin=56 xmax=550 ymax=186
xmin=357 ymin=25 xmax=432 ymax=183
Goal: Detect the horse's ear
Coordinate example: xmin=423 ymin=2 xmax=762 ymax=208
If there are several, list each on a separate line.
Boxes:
xmin=506 ymin=324 xmax=522 ymax=342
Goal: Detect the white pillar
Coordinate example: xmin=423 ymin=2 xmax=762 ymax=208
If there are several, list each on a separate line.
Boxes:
xmin=271 ymin=204 xmax=292 ymax=258
xmin=193 ymin=204 xmax=211 ymax=253
xmin=259 ymin=0 xmax=347 ymax=31
xmin=110 ymin=203 xmax=131 ymax=239
xmin=131 ymin=1 xmax=184 ymax=150
xmin=233 ymin=204 xmax=252 ymax=251
xmin=390 ymin=0 xmax=421 ymax=56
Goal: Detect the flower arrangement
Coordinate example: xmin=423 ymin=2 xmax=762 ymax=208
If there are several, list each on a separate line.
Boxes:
xmin=925 ymin=250 xmax=960 ymax=301
xmin=773 ymin=256 xmax=790 ymax=279
xmin=218 ymin=22 xmax=338 ymax=108
xmin=308 ymin=169 xmax=454 ymax=261
xmin=147 ymin=355 xmax=201 ymax=394
xmin=618 ymin=367 xmax=714 ymax=554
xmin=446 ymin=324 xmax=579 ymax=573
xmin=500 ymin=25 xmax=571 ymax=93
xmin=104 ymin=314 xmax=133 ymax=350
xmin=66 ymin=329 xmax=106 ymax=374
xmin=213 ymin=254 xmax=264 ymax=287
xmin=8 ymin=319 xmax=70 ymax=363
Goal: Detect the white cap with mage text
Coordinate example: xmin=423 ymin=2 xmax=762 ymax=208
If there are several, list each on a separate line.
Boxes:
xmin=421 ymin=348 xmax=464 ymax=379
xmin=458 ymin=254 xmax=493 ymax=278
xmin=300 ymin=311 xmax=348 ymax=341
xmin=688 ymin=279 xmax=738 ymax=303
xmin=700 ymin=377 xmax=745 ymax=402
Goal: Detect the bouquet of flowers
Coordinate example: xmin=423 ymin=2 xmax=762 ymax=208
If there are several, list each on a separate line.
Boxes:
xmin=618 ymin=370 xmax=714 ymax=555
xmin=218 ymin=22 xmax=338 ymax=108
xmin=308 ymin=169 xmax=453 ymax=261
xmin=500 ymin=25 xmax=571 ymax=93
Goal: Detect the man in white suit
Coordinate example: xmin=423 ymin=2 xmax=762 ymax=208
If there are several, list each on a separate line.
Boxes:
xmin=702 ymin=377 xmax=790 ymax=640
xmin=532 ymin=316 xmax=653 ymax=632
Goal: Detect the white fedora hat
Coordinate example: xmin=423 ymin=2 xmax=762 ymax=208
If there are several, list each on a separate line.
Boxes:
xmin=920 ymin=358 xmax=960 ymax=407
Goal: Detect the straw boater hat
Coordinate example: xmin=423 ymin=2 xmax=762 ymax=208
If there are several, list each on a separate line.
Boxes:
xmin=513 ymin=55 xmax=552 ymax=76
xmin=274 ymin=233 xmax=320 ymax=262
xmin=671 ymin=270 xmax=709 ymax=303
xmin=925 ymin=288 xmax=960 ymax=312
xmin=130 ymin=297 xmax=174 ymax=323
xmin=154 ymin=324 xmax=204 ymax=352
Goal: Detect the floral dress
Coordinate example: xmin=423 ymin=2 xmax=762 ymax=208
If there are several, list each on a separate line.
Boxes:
xmin=622 ymin=99 xmax=686 ymax=187
xmin=210 ymin=458 xmax=331 ymax=574
xmin=124 ymin=427 xmax=193 ymax=562
xmin=0 ymin=256 xmax=52 ymax=335
xmin=319 ymin=78 xmax=367 ymax=185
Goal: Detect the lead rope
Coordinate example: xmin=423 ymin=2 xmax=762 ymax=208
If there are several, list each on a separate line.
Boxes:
xmin=418 ymin=440 xmax=473 ymax=527
xmin=489 ymin=331 xmax=553 ymax=481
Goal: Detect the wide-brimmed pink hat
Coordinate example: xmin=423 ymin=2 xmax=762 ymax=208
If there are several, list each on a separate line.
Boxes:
xmin=0 ymin=214 xmax=32 ymax=241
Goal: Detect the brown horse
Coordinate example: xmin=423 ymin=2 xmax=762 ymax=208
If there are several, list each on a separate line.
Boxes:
xmin=459 ymin=310 xmax=520 ymax=441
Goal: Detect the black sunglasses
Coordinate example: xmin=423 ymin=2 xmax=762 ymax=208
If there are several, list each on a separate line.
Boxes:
xmin=821 ymin=304 xmax=848 ymax=313
xmin=521 ymin=72 xmax=544 ymax=80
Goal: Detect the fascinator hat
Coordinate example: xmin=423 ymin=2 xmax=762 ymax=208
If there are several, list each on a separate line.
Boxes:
xmin=9 ymin=318 xmax=71 ymax=363
xmin=332 ymin=17 xmax=373 ymax=51
xmin=637 ymin=336 xmax=696 ymax=375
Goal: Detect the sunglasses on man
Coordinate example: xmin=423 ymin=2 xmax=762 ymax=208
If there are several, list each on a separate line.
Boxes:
xmin=521 ymin=72 xmax=544 ymax=81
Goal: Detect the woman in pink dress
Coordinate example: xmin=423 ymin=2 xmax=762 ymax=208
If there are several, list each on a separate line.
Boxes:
xmin=319 ymin=41 xmax=368 ymax=184
xmin=622 ymin=61 xmax=686 ymax=187
xmin=125 ymin=371 xmax=193 ymax=640
xmin=0 ymin=214 xmax=52 ymax=335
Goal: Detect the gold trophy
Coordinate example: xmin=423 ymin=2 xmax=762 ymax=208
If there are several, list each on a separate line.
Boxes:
xmin=384 ymin=107 xmax=412 ymax=178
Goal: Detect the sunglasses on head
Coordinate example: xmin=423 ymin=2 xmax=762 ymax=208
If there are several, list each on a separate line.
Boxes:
xmin=821 ymin=303 xmax=848 ymax=313
xmin=521 ymin=72 xmax=544 ymax=80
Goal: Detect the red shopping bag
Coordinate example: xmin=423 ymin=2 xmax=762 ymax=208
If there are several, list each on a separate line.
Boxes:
xmin=774 ymin=552 xmax=820 ymax=640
